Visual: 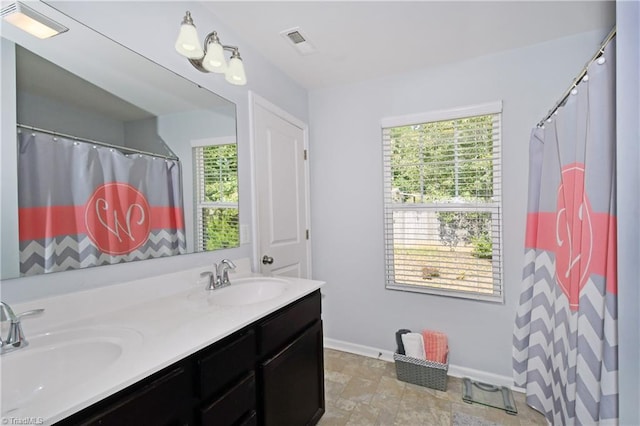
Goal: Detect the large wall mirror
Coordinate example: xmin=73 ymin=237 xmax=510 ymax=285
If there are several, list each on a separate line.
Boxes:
xmin=0 ymin=2 xmax=238 ymax=280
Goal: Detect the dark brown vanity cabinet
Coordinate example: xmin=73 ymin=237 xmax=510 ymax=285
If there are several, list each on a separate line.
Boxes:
xmin=260 ymin=321 xmax=325 ymax=426
xmin=257 ymin=289 xmax=325 ymax=426
xmin=55 ymin=290 xmax=324 ymax=426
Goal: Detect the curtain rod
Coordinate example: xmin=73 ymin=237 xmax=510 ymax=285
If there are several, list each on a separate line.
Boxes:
xmin=537 ymin=26 xmax=616 ymax=128
xmin=17 ymin=124 xmax=179 ymax=161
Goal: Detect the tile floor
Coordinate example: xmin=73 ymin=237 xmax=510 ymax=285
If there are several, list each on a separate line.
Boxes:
xmin=318 ymin=349 xmax=548 ymax=426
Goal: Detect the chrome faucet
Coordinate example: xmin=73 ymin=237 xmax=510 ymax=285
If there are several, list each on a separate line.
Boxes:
xmin=217 ymin=259 xmax=237 ymax=287
xmin=200 ymin=259 xmax=237 ymax=291
xmin=1 ymin=301 xmax=44 ymax=355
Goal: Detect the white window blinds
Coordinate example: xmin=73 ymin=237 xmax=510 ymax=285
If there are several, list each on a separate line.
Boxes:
xmin=194 ymin=144 xmax=239 ymax=251
xmin=382 ymin=102 xmax=503 ymax=301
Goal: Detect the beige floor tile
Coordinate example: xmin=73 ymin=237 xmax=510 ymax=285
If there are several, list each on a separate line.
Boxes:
xmin=375 ymin=375 xmax=405 ymax=399
xmin=394 ymin=402 xmax=451 ymax=426
xmin=345 ymin=402 xmax=381 ymax=426
xmin=321 ymin=349 xmax=548 ymax=426
xmin=341 ymin=376 xmax=380 ymax=405
xmin=370 ymin=394 xmax=401 ymax=425
xmin=325 ymin=378 xmax=348 ymax=404
xmin=326 ymin=370 xmax=354 ymax=385
xmin=318 ymin=401 xmax=352 ymax=426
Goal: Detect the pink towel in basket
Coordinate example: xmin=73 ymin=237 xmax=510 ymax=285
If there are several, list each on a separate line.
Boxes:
xmin=421 ymin=330 xmax=448 ymax=364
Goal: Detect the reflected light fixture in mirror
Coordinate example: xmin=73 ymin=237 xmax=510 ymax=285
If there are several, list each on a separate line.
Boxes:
xmin=1 ymin=2 xmax=68 ymax=39
xmin=175 ymin=11 xmax=247 ymax=86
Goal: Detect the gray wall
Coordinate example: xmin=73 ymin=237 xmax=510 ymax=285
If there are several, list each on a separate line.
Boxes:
xmin=123 ymin=117 xmax=174 ymax=158
xmin=308 ymin=30 xmax=609 ymax=380
xmin=616 ymin=1 xmax=640 ymax=424
xmin=17 ymin=91 xmax=126 ymax=145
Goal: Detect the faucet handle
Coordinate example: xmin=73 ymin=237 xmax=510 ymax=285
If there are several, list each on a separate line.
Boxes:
xmin=219 ymin=259 xmax=237 ymax=286
xmin=0 ymin=301 xmax=17 ymax=323
xmin=16 ymin=309 xmax=45 ymax=321
xmin=200 ymin=271 xmax=215 ymax=291
xmin=221 ymin=259 xmax=236 ymax=270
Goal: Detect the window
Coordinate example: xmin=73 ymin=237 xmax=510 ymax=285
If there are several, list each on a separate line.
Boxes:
xmin=193 ymin=143 xmax=239 ymax=251
xmin=382 ymin=102 xmax=503 ymax=301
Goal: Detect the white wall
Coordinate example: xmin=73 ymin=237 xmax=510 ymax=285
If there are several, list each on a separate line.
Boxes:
xmin=616 ymin=1 xmax=640 ymax=423
xmin=309 ymin=30 xmax=610 ymax=380
xmin=1 ymin=1 xmax=308 ymax=303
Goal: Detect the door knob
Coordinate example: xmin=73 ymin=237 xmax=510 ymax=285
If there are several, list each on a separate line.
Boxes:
xmin=262 ymin=255 xmax=274 ymax=265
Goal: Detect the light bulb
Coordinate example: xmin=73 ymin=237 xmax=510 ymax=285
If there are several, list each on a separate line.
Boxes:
xmin=203 ymin=41 xmax=227 ymax=73
xmin=175 ymin=20 xmax=203 ymax=59
xmin=225 ymin=56 xmax=247 ymax=86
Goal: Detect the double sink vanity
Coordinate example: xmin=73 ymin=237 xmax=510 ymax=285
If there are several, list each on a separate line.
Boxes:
xmin=0 ymin=260 xmax=325 ymax=425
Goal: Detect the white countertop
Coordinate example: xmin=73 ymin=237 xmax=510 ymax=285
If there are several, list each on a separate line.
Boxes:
xmin=0 ymin=261 xmax=324 ymax=424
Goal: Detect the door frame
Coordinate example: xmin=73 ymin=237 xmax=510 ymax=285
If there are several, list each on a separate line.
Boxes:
xmin=248 ymin=91 xmax=312 ymax=277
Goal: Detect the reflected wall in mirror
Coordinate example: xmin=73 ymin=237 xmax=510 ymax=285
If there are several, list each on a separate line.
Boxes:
xmin=0 ymin=3 xmax=238 ymax=280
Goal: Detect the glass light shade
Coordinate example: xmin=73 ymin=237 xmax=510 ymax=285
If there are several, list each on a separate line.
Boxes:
xmin=202 ymin=42 xmax=227 ymax=73
xmin=225 ymin=57 xmax=247 ymax=86
xmin=175 ymin=23 xmax=203 ymax=59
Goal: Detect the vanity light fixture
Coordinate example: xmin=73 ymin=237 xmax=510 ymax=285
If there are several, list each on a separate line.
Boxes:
xmin=175 ymin=11 xmax=247 ymax=86
xmin=1 ymin=2 xmax=68 ymax=39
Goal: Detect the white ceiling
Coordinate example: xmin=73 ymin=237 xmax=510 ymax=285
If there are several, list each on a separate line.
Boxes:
xmin=202 ymin=1 xmax=615 ymax=90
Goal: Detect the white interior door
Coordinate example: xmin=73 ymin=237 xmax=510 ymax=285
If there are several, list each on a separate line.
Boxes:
xmin=252 ymin=95 xmax=310 ymax=278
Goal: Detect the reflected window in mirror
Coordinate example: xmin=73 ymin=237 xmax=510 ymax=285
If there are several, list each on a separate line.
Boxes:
xmin=193 ymin=142 xmax=239 ymax=251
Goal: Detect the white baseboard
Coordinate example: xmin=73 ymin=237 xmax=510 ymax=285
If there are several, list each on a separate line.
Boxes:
xmin=324 ymin=337 xmax=396 ymax=362
xmin=324 ymin=337 xmax=521 ymax=392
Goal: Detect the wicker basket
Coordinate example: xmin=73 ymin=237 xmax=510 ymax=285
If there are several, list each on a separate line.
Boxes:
xmin=393 ymin=352 xmax=448 ymax=391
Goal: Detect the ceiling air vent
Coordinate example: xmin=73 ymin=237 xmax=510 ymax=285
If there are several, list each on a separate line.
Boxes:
xmin=280 ymin=27 xmax=316 ymax=55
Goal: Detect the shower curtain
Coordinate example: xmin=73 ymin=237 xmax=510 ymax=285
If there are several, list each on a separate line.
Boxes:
xmin=18 ymin=130 xmax=186 ymax=276
xmin=513 ymin=39 xmax=618 ymax=424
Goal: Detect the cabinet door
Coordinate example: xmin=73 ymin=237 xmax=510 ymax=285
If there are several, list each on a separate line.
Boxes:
xmin=260 ymin=321 xmax=325 ymax=426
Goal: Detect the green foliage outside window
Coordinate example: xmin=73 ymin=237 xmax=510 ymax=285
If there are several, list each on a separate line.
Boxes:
xmin=196 ymin=144 xmax=239 ymax=251
xmin=202 ymin=207 xmax=239 ymax=251
xmin=202 ymin=144 xmax=239 ymax=204
xmin=390 ymin=115 xmax=494 ymax=203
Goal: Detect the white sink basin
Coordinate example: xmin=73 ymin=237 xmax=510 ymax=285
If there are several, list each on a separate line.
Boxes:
xmin=1 ymin=326 xmax=142 ymax=415
xmin=187 ymin=277 xmax=289 ymax=308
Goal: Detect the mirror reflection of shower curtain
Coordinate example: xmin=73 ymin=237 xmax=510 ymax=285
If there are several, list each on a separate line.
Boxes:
xmin=17 ymin=130 xmax=186 ymax=276
xmin=513 ymin=39 xmax=617 ymax=424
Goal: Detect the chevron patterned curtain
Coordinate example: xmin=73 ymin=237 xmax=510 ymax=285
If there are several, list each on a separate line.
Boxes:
xmin=513 ymin=39 xmax=618 ymax=425
xmin=17 ymin=130 xmax=186 ymax=276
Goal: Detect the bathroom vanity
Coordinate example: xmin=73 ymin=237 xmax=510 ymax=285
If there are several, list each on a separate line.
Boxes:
xmin=57 ymin=291 xmax=324 ymax=425
xmin=0 ymin=265 xmax=325 ymax=426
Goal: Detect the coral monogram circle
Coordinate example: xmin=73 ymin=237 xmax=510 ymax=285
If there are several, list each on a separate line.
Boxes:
xmin=85 ymin=183 xmax=151 ymax=255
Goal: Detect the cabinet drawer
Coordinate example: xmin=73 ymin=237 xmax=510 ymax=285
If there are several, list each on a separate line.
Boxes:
xmin=200 ymin=372 xmax=256 ymax=426
xmin=197 ymin=329 xmax=256 ymax=399
xmin=258 ymin=290 xmax=321 ymax=357
xmin=75 ymin=366 xmax=190 ymax=426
